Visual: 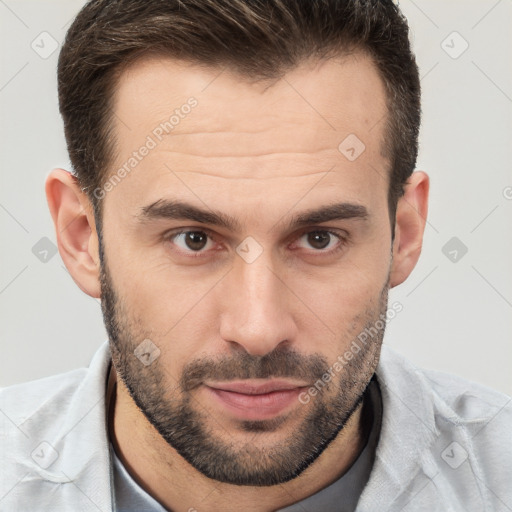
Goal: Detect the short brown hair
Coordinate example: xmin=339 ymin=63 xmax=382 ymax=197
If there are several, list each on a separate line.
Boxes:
xmin=58 ymin=0 xmax=420 ymax=218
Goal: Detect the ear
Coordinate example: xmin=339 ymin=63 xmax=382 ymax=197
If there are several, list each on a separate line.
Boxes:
xmin=389 ymin=171 xmax=429 ymax=288
xmin=45 ymin=169 xmax=101 ymax=298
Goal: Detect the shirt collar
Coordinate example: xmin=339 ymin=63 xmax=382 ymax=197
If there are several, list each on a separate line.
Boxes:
xmin=22 ymin=341 xmax=439 ymax=512
xmin=22 ymin=341 xmax=114 ymax=511
xmin=357 ymin=344 xmax=439 ymax=508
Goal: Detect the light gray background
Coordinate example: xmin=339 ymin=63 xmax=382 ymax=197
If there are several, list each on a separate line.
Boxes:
xmin=1 ymin=0 xmax=511 ymax=394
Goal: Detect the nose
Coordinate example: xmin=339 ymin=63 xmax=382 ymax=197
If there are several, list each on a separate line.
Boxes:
xmin=218 ymin=255 xmax=297 ymax=357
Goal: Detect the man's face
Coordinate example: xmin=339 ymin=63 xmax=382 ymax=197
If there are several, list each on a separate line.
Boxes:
xmin=100 ymin=54 xmax=392 ymax=485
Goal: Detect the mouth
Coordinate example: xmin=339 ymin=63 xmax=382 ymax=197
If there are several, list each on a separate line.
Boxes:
xmin=203 ymin=379 xmax=310 ymax=421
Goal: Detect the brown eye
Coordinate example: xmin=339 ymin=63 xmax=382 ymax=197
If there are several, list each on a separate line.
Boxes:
xmin=172 ymin=231 xmax=212 ymax=252
xmin=295 ymin=230 xmax=341 ymax=252
xmin=306 ymin=231 xmax=332 ymax=250
xmin=184 ymin=231 xmax=208 ymax=251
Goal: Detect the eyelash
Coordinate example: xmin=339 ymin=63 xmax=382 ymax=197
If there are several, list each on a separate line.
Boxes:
xmin=163 ymin=227 xmax=348 ymax=258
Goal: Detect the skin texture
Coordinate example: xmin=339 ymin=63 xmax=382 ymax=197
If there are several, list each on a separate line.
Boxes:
xmin=46 ymin=53 xmax=429 ymax=511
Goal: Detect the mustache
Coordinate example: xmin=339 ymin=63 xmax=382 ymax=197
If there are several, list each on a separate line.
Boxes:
xmin=180 ymin=346 xmax=329 ymax=392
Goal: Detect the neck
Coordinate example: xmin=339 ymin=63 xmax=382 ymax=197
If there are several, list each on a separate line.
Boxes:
xmin=109 ymin=371 xmax=371 ymax=512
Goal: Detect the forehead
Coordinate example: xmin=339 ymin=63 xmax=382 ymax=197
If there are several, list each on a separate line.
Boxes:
xmin=105 ymin=53 xmax=389 ymax=220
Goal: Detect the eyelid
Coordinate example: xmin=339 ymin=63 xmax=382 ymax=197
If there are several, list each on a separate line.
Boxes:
xmin=295 ymin=226 xmax=348 ymax=238
xmin=162 ymin=227 xmax=221 ymax=257
xmin=290 ymin=227 xmax=348 ymax=251
xmin=162 ymin=226 xmax=219 ymax=240
xmin=162 ymin=226 xmax=349 ymax=256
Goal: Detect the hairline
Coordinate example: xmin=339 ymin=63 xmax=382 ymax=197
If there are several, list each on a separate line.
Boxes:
xmin=92 ymin=48 xmax=397 ymax=232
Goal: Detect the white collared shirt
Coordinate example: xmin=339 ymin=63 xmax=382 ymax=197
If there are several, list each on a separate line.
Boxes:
xmin=1 ymin=342 xmax=511 ymax=511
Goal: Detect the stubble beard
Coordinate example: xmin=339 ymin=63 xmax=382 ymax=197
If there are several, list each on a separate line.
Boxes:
xmin=100 ymin=258 xmax=386 ymax=486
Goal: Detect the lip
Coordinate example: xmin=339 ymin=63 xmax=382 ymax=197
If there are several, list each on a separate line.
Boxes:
xmin=206 ymin=379 xmax=308 ymax=395
xmin=204 ymin=379 xmax=309 ymax=421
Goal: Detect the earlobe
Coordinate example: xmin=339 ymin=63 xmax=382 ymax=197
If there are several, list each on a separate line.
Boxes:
xmin=45 ymin=169 xmax=101 ymax=298
xmin=389 ymin=171 xmax=429 ymax=288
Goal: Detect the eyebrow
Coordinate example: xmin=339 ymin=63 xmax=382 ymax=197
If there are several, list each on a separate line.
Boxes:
xmin=137 ymin=199 xmax=368 ymax=233
xmin=138 ymin=199 xmax=242 ymax=231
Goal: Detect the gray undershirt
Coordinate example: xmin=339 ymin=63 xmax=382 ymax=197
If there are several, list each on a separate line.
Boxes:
xmin=111 ymin=378 xmax=382 ymax=512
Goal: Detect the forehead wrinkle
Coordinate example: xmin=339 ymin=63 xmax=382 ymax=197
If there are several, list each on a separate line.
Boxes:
xmin=149 ymin=131 xmax=340 ymax=159
xmin=170 ymin=169 xmax=335 ymax=180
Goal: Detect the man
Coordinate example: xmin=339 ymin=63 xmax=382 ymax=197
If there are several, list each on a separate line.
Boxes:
xmin=1 ymin=0 xmax=510 ymax=511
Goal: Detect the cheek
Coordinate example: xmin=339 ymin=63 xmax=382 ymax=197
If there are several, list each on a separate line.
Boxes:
xmin=286 ymin=261 xmax=388 ymax=353
xmin=104 ymin=222 xmax=216 ymax=331
xmin=291 ymin=253 xmax=387 ymax=313
xmin=130 ymin=274 xmax=224 ymax=365
xmin=102 ymin=245 xmax=216 ymax=369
